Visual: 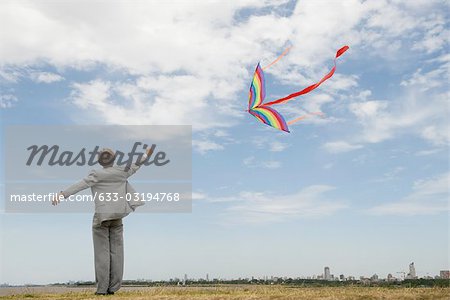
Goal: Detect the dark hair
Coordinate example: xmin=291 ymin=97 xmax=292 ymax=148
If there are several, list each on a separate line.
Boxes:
xmin=98 ymin=148 xmax=115 ymax=167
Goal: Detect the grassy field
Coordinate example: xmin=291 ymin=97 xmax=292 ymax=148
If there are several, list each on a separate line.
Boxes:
xmin=0 ymin=285 xmax=449 ymax=300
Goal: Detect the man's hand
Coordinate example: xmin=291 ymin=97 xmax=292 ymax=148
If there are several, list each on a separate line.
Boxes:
xmin=52 ymin=192 xmax=64 ymax=206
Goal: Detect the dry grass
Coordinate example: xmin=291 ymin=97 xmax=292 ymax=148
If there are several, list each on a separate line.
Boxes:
xmin=1 ymin=285 xmax=449 ymax=300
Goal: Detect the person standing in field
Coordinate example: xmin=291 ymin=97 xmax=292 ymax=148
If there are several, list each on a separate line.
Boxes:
xmin=52 ymin=147 xmax=149 ymax=295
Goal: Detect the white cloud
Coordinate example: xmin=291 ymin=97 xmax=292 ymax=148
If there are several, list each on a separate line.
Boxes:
xmin=243 ymin=156 xmax=281 ymax=169
xmin=192 ymin=139 xmax=224 ymax=155
xmin=411 ymin=14 xmax=449 ymax=54
xmin=217 ymin=185 xmax=346 ymax=224
xmin=30 ymin=71 xmax=64 ymax=83
xmin=373 ymin=166 xmax=404 ymax=182
xmin=323 ymin=163 xmax=334 ymax=169
xmin=0 ymin=66 xmax=24 ymax=83
xmin=251 ymin=137 xmax=289 ymax=152
xmin=71 ymin=79 xmax=111 ymax=110
xmin=192 ymin=192 xmax=207 ymax=200
xmin=213 ymin=130 xmax=229 ymax=138
xmin=262 ymin=160 xmax=281 ymax=169
xmin=0 ymin=67 xmax=64 ymax=85
xmin=342 ymin=43 xmax=449 ymax=147
xmin=269 ymin=141 xmax=288 ymax=152
xmin=368 ymin=172 xmax=449 ymax=216
xmin=69 ymin=78 xmax=236 ymax=130
xmin=421 ymin=125 xmax=450 ymax=146
xmin=348 ymin=100 xmax=395 ymax=143
xmin=348 ymin=89 xmax=449 ymax=145
xmin=365 ymin=2 xmax=417 ymax=36
xmin=400 ymin=65 xmax=448 ymax=92
xmin=0 ymin=0 xmax=293 ymax=130
xmin=243 ymin=156 xmax=255 ymax=166
xmin=349 ymin=101 xmax=388 ymax=120
xmin=0 ymin=94 xmax=18 ymax=108
xmin=415 ymin=148 xmax=443 ymax=156
xmin=360 ymin=0 xmax=448 ymax=56
xmin=323 ymin=141 xmax=363 ymax=153
xmin=0 ymin=0 xmax=448 ymax=134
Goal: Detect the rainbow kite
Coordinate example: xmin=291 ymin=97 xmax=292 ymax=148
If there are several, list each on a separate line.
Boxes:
xmin=248 ymin=45 xmax=349 ymax=132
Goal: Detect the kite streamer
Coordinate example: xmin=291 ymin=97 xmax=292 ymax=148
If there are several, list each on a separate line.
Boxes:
xmin=263 ymin=46 xmax=349 ymax=106
xmin=287 ymin=111 xmax=325 ymax=126
xmin=262 ymin=46 xmax=292 ymax=70
xmin=247 ymin=45 xmax=349 ymax=132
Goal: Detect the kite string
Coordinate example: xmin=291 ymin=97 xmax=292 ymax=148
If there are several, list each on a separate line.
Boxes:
xmin=262 ymin=46 xmax=292 ymax=70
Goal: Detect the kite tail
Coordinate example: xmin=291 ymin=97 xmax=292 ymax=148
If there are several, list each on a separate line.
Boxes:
xmin=262 ymin=46 xmax=292 ymax=70
xmin=287 ymin=112 xmax=325 ymax=125
xmin=264 ymin=45 xmax=349 ymax=107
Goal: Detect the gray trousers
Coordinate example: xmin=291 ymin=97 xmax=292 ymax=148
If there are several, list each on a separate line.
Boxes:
xmin=92 ymin=219 xmax=124 ymax=294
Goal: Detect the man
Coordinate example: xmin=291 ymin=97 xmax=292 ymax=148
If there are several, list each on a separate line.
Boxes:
xmin=52 ymin=147 xmax=149 ymax=295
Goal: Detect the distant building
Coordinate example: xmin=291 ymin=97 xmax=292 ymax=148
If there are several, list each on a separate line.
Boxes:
xmin=324 ymin=267 xmax=331 ymax=280
xmin=370 ymin=274 xmax=379 ymax=282
xmin=359 ymin=277 xmax=370 ymax=285
xmin=206 ymin=273 xmax=209 ymax=282
xmin=440 ymin=270 xmax=450 ymax=279
xmin=387 ymin=273 xmax=396 ymax=282
xmin=339 ymin=274 xmax=345 ymax=281
xmin=406 ymin=262 xmax=417 ymax=279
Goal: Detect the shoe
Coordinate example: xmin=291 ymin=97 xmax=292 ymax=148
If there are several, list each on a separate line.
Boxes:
xmin=107 ymin=291 xmax=115 ymax=295
xmin=95 ymin=292 xmax=107 ymax=295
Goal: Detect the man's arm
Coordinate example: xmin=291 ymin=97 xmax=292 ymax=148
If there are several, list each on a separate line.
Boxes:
xmin=52 ymin=170 xmax=97 ymax=205
xmin=124 ymin=147 xmax=153 ymax=178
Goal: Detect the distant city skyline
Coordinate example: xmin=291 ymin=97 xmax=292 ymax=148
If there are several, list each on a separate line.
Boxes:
xmin=3 ymin=262 xmax=448 ymax=286
xmin=133 ymin=264 xmax=450 ymax=282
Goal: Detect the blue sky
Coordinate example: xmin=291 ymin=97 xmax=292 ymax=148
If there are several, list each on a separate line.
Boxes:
xmin=1 ymin=0 xmax=449 ymax=284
